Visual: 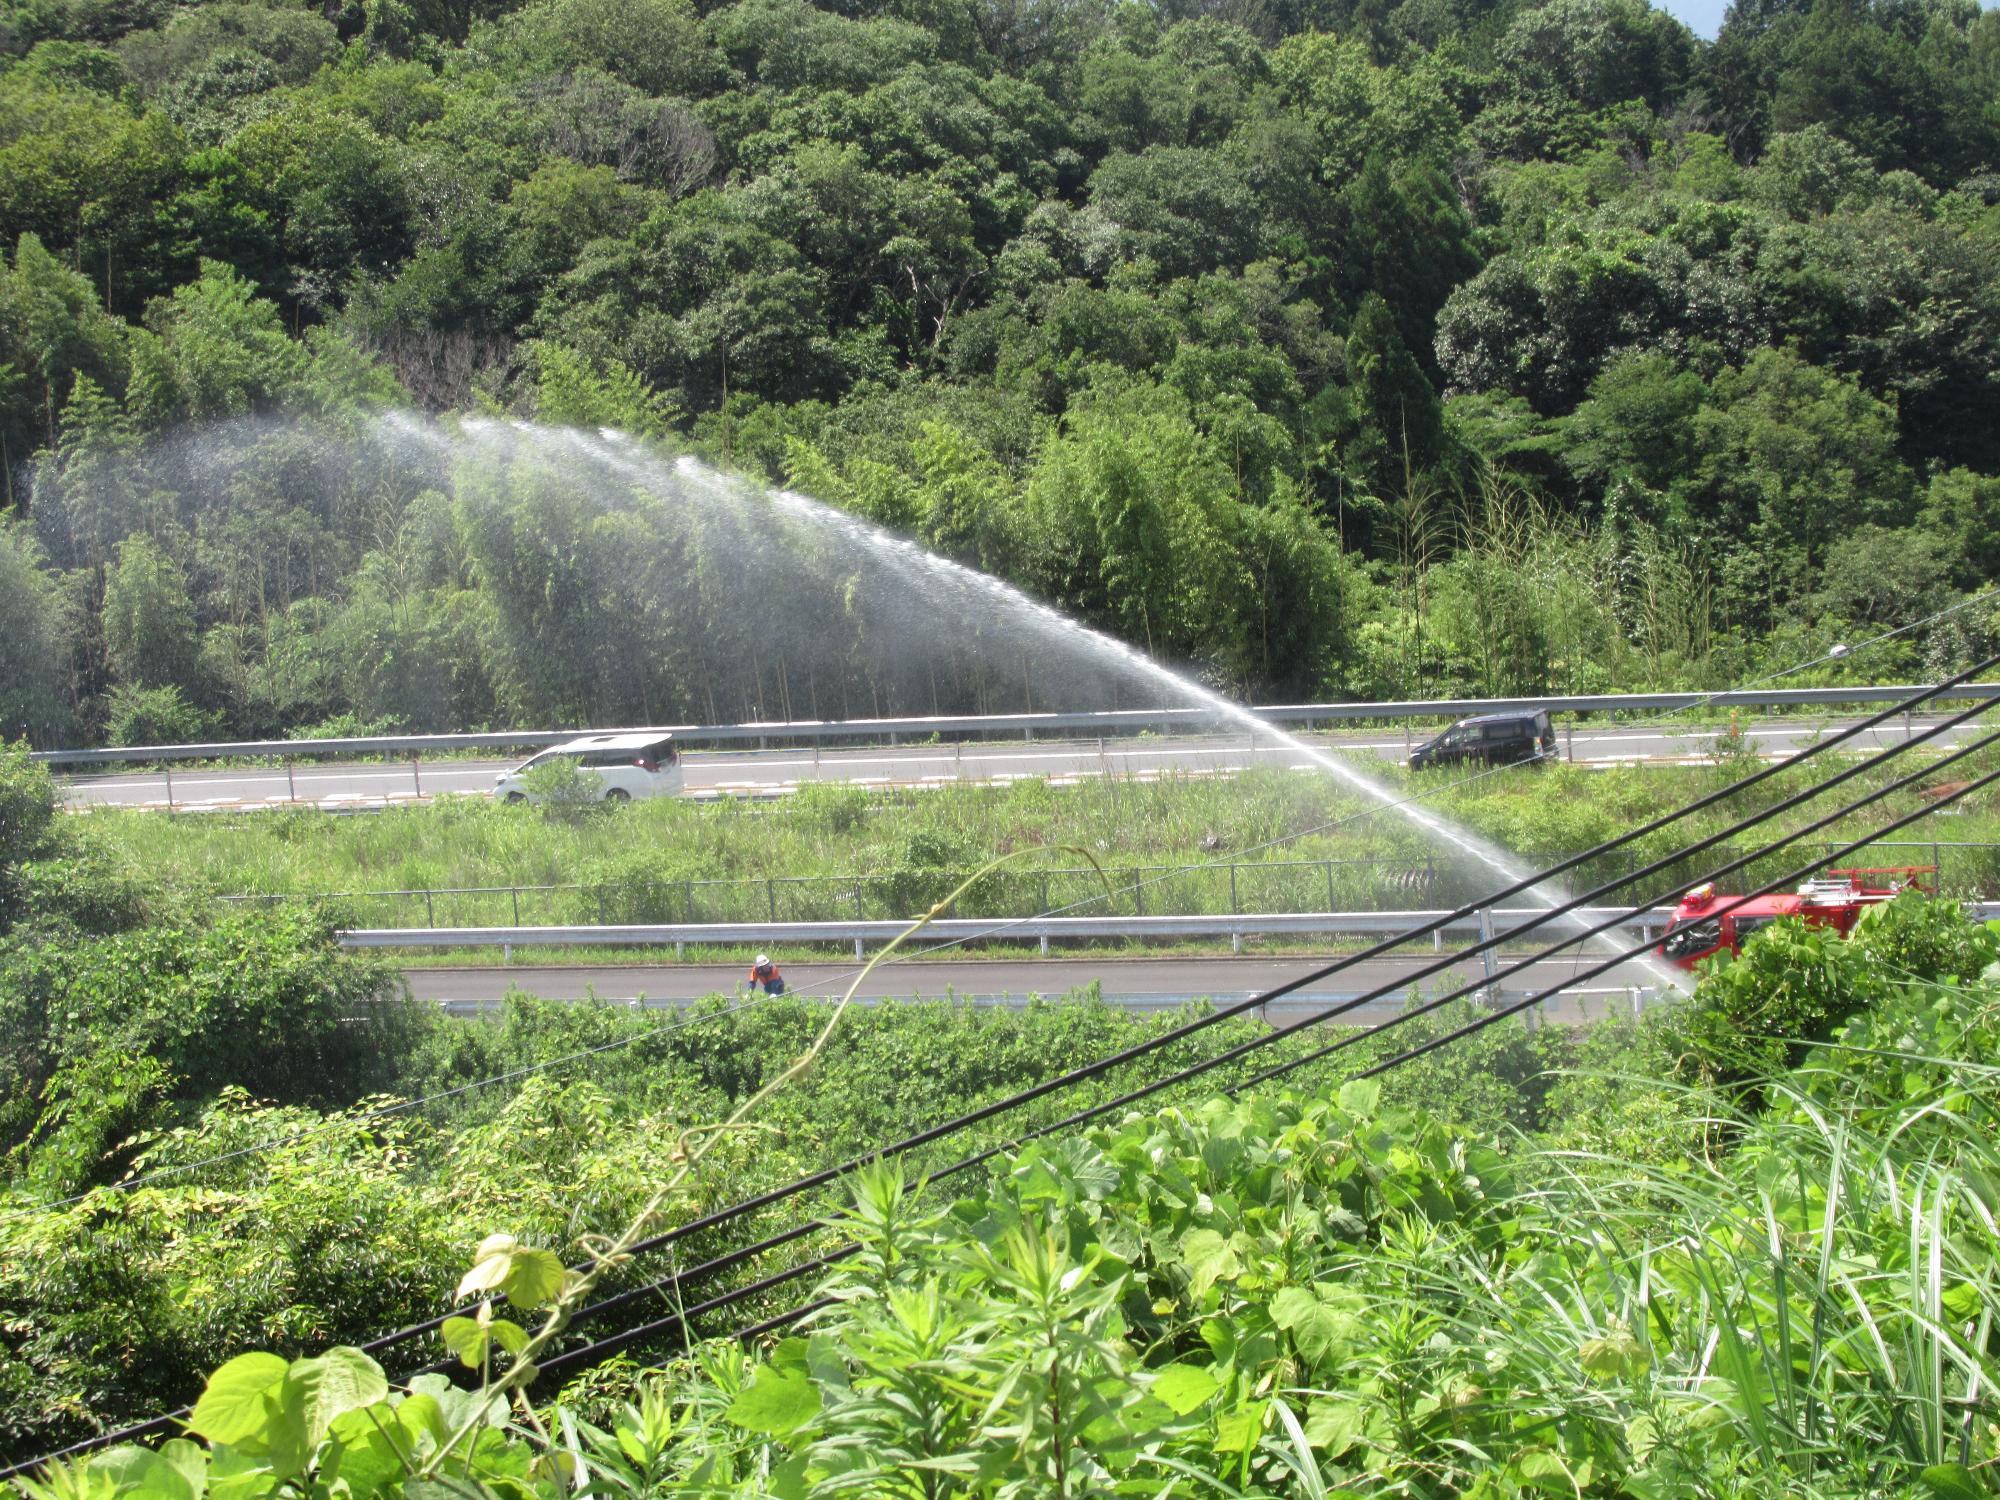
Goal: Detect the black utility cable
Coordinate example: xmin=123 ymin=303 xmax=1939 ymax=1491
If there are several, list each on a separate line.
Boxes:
xmin=10 ymin=669 xmax=1987 ymax=1478
xmin=525 ymin=703 xmax=2000 ymax=1374
xmin=351 ymin=657 xmax=2000 ymax=1368
xmin=1232 ymin=728 xmax=2000 ymax=1096
xmin=443 ymin=683 xmax=2000 ymax=1370
xmin=1336 ymin=764 xmax=2000 ymax=1080
xmin=686 ymin=741 xmax=2000 ymax=1357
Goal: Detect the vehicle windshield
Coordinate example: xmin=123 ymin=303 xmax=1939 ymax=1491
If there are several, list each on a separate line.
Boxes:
xmin=1662 ymin=918 xmax=1722 ymax=959
xmin=511 ymin=749 xmax=575 ymax=773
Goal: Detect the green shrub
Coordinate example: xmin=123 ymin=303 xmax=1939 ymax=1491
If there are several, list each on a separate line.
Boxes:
xmin=5 ymin=907 xmax=412 ymax=1192
xmin=103 ymin=684 xmax=217 ymax=749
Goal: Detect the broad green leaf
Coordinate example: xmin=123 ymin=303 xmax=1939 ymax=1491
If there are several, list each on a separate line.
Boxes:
xmin=1302 ymin=1398 xmax=1364 ymax=1456
xmin=804 ymin=1334 xmax=851 ymax=1393
xmin=1212 ymin=1400 xmax=1266 ymax=1456
xmin=1010 ymin=1155 xmax=1065 ymax=1202
xmin=397 ymin=1393 xmax=449 ymax=1448
xmin=89 ymin=1444 xmax=197 ymax=1500
xmin=189 ymin=1352 xmax=290 ymax=1447
xmin=438 ymin=1312 xmax=525 ymax=1369
xmin=440 ymin=1317 xmax=488 ymax=1369
xmin=769 ymin=1455 xmax=811 ymax=1500
xmin=155 ymin=1440 xmax=208 ymax=1500
xmin=1057 ymin=1138 xmax=1121 ymax=1201
xmin=283 ymin=1347 xmax=390 ymax=1451
xmin=1336 ymin=1079 xmax=1381 ymax=1118
xmin=1919 ymin=1464 xmax=1984 ymax=1500
xmin=725 ymin=1368 xmax=821 ymax=1435
xmin=403 ymin=1477 xmax=492 ymax=1500
xmin=1180 ymin=1228 xmax=1241 ymax=1299
xmin=456 ymin=1234 xmax=516 ymax=1298
xmin=1579 ymin=1326 xmax=1647 ymax=1380
xmin=1513 ymin=1449 xmax=1576 ymax=1494
xmin=204 ymin=1447 xmax=278 ymax=1500
xmin=1270 ymin=1287 xmax=1351 ymax=1365
xmin=456 ymin=1235 xmax=568 ymax=1309
xmin=1150 ymin=1365 xmax=1219 ymax=1416
xmin=322 ymin=1406 xmax=408 ymax=1500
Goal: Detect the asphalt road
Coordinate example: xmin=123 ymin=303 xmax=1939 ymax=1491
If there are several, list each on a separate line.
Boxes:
xmin=400 ymin=949 xmax=1676 ymax=1023
xmin=54 ymin=715 xmax=1967 ymax=811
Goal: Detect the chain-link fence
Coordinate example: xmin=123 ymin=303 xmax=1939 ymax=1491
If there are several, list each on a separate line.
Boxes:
xmin=214 ymin=840 xmax=2000 ymax=930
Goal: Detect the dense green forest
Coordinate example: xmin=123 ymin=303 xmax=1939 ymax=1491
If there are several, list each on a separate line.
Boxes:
xmin=2 ymin=0 xmax=1999 ymax=745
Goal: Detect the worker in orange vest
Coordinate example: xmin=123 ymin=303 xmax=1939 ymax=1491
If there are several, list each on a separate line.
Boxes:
xmin=748 ymin=953 xmax=785 ymax=995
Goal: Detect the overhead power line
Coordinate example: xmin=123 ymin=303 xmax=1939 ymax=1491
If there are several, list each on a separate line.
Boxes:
xmin=523 ymin=703 xmax=2000 ymax=1374
xmin=7 ymin=649 xmax=1991 ymax=1477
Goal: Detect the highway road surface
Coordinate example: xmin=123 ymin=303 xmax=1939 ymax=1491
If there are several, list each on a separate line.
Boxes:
xmin=399 ymin=949 xmax=1677 ymax=1025
xmin=55 ymin=715 xmax=1969 ymax=812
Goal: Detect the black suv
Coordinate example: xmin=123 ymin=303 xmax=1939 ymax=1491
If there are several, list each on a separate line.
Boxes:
xmin=1409 ymin=710 xmax=1556 ymax=771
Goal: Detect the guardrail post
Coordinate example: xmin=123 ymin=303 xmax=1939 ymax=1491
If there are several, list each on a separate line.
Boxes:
xmin=412 ymin=756 xmax=421 ymax=796
xmin=502 ymin=942 xmax=511 ymax=963
xmin=1630 ymin=987 xmax=1642 ymax=1016
xmin=1478 ymin=907 xmax=1496 ymax=992
xmin=1231 ymin=928 xmax=1241 ymax=954
xmin=1040 ymin=932 xmax=1049 ymax=956
xmin=163 ymin=763 xmax=173 ymax=808
xmin=854 ymin=936 xmax=864 ymax=960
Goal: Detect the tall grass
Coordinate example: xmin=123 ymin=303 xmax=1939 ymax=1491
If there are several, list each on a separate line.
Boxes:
xmin=87 ymin=752 xmax=2000 ymax=925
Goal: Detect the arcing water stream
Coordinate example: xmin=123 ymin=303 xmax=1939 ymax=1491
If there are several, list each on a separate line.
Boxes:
xmin=379 ymin=412 xmax=1676 ymax=990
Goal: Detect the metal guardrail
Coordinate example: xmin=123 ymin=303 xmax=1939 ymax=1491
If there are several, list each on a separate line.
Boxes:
xmin=340 ymin=901 xmax=2000 ymax=960
xmin=33 ymin=684 xmax=2000 ymax=767
xmin=340 ymin=907 xmax=1688 ymax=961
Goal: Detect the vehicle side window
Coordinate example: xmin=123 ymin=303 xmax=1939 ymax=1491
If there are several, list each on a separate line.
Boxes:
xmin=580 ymin=752 xmax=622 ymax=768
xmin=1663 ymin=918 xmax=1722 ymax=958
xmin=1733 ymin=916 xmax=1775 ymax=942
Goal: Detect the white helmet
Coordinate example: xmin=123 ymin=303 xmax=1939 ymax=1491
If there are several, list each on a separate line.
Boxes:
xmin=755 ymin=954 xmax=769 ymax=967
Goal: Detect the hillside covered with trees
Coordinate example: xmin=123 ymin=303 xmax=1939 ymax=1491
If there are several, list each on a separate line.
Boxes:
xmin=2 ymin=0 xmax=1998 ymax=744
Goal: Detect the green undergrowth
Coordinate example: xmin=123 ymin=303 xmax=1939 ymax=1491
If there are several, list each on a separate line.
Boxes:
xmin=11 ymin=897 xmax=2000 ymax=1496
xmin=84 ymin=752 xmax=2000 ymax=934
xmin=11 ymin=739 xmax=2000 ymax=1492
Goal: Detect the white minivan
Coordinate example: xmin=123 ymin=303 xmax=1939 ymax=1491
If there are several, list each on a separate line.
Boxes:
xmin=493 ymin=732 xmax=681 ymax=804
